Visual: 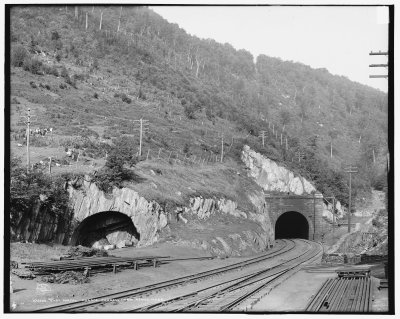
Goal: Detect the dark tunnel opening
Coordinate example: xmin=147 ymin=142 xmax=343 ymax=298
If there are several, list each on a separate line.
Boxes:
xmin=275 ymin=211 xmax=309 ymax=239
xmin=71 ymin=211 xmax=140 ymax=247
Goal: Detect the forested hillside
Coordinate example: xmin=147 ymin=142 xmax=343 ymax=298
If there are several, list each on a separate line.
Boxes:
xmin=9 ymin=5 xmax=388 ymax=208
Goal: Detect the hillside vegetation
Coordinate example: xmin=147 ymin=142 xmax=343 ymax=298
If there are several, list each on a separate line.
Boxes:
xmin=9 ymin=5 xmax=388 ymax=209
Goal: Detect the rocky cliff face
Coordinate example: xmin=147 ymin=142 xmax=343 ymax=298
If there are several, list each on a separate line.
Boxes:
xmin=241 ymin=145 xmax=344 ymax=221
xmin=68 ymin=179 xmax=168 ymax=247
xmin=13 ymin=198 xmax=74 ymax=245
xmin=242 ymin=145 xmax=316 ymax=195
xmin=172 ymin=193 xmax=275 ymax=256
xmin=67 ymin=178 xmax=274 ymax=255
xmin=12 ymin=173 xmax=274 ymax=256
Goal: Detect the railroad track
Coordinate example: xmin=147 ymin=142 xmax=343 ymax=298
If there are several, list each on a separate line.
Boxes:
xmin=131 ymin=239 xmax=323 ymax=312
xmin=36 ymin=239 xmax=297 ymax=312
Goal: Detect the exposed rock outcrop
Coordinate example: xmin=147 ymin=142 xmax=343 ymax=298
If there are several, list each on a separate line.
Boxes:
xmin=241 ymin=145 xmax=345 ymax=220
xmin=178 ymin=193 xmax=275 ymax=255
xmin=241 ymin=145 xmax=316 ymax=195
xmin=68 ymin=179 xmax=168 ymax=247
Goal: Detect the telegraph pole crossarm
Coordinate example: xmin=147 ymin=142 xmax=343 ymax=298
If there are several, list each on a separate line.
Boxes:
xmin=258 ymin=131 xmax=267 ymax=147
xmin=369 ymin=75 xmax=388 ymax=79
xmin=294 ymin=150 xmax=305 ymax=162
xmin=369 ymin=50 xmax=388 ymax=79
xmin=369 ymin=64 xmax=388 ymax=68
xmin=369 ymin=51 xmax=388 ymax=56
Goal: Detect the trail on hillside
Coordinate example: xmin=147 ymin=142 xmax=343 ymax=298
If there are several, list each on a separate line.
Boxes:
xmin=328 ymin=190 xmax=387 ymax=255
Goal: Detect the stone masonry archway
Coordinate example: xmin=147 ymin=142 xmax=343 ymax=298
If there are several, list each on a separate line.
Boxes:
xmin=275 ymin=211 xmax=310 ymax=239
xmin=265 ymin=193 xmax=326 ymax=241
xmin=70 ymin=211 xmax=140 ymax=247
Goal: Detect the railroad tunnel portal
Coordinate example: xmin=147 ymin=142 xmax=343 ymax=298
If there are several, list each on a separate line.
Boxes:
xmin=275 ymin=211 xmax=309 ymax=239
xmin=70 ymin=211 xmax=140 ymax=248
xmin=265 ymin=193 xmax=326 ymax=241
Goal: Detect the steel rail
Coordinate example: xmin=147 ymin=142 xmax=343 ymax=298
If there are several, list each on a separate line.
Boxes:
xmin=24 ymin=256 xmax=170 ymax=268
xmin=307 ymin=276 xmax=372 ymax=312
xmin=138 ymin=240 xmax=321 ymax=313
xmin=220 ymin=240 xmax=324 ymax=312
xmin=323 ymin=277 xmax=345 ymax=311
xmin=28 ymin=256 xmax=216 ymax=274
xmin=36 ymin=239 xmax=293 ymax=312
xmin=305 ymin=278 xmax=336 ymax=311
xmin=364 ymin=278 xmax=371 ymax=311
xmin=330 ymin=278 xmax=352 ymax=312
xmin=352 ymin=278 xmax=366 ymax=312
xmin=344 ymin=278 xmax=358 ymax=311
xmin=357 ymin=278 xmax=368 ymax=312
xmin=132 ymin=267 xmax=289 ymax=312
xmin=353 ymin=277 xmax=365 ymax=312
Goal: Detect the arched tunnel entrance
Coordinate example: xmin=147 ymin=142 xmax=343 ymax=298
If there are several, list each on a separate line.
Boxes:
xmin=70 ymin=211 xmax=140 ymax=248
xmin=275 ymin=211 xmax=309 ymax=239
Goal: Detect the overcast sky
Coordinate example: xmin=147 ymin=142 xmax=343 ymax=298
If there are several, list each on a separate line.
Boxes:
xmin=151 ymin=5 xmax=389 ymax=93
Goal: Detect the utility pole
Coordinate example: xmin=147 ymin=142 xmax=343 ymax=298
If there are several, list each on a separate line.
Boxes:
xmin=136 ymin=118 xmax=149 ymax=157
xmin=139 ymin=118 xmax=143 ymax=157
xmin=21 ymin=108 xmax=35 ymax=173
xmin=259 ymin=131 xmax=267 ymax=147
xmin=373 ymin=148 xmax=376 ymax=164
xmin=295 ymin=150 xmax=305 ymax=163
xmin=117 ymin=6 xmax=122 ymax=32
xmin=26 ymin=109 xmax=31 ymax=172
xmin=99 ymin=11 xmax=103 ymax=30
xmin=285 ymin=137 xmax=288 ymax=151
xmin=344 ymin=166 xmax=358 ymax=233
xmin=85 ymin=12 xmax=88 ymax=30
xmin=220 ymin=135 xmax=224 ymax=163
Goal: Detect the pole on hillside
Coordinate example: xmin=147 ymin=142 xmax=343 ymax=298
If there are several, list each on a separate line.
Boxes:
xmin=259 ymin=131 xmax=267 ymax=147
xmin=117 ymin=6 xmax=122 ymax=32
xmin=99 ymin=11 xmax=103 ymax=30
xmin=137 ymin=118 xmax=149 ymax=157
xmin=139 ymin=118 xmax=143 ymax=157
xmin=221 ymin=135 xmax=224 ymax=162
xmin=85 ymin=12 xmax=88 ymax=30
xmin=344 ymin=166 xmax=358 ymax=233
xmin=22 ymin=108 xmax=35 ymax=173
xmin=285 ymin=137 xmax=288 ymax=151
xmin=49 ymin=157 xmax=52 ymax=174
xmin=26 ymin=109 xmax=31 ymax=172
xmin=373 ymin=148 xmax=376 ymax=164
